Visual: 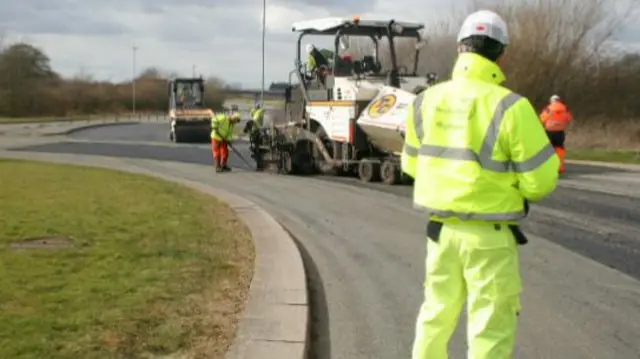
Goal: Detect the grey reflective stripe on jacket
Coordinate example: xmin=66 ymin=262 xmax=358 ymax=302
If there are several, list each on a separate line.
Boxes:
xmin=404 ymin=91 xmax=553 ymax=221
xmin=404 ymin=92 xmax=555 ymax=173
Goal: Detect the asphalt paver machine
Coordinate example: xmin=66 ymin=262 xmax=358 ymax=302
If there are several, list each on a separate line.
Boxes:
xmin=251 ymin=16 xmax=439 ymax=184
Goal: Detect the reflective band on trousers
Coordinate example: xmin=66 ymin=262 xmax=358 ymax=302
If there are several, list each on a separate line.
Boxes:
xmin=404 ymin=92 xmax=556 ymax=173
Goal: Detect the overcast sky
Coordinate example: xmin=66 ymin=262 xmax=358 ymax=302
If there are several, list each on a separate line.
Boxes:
xmin=1 ymin=0 xmax=638 ymax=88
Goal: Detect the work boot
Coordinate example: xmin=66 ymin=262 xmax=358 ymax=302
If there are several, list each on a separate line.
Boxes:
xmin=215 ymin=167 xmax=223 ymax=173
xmin=221 ymin=164 xmax=232 ymax=172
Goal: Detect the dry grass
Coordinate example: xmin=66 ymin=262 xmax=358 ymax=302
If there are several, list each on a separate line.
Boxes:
xmin=565 ymin=119 xmax=640 ymax=163
xmin=568 ymin=118 xmax=640 ymax=150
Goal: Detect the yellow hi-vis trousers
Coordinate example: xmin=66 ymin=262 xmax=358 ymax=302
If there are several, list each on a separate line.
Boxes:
xmin=411 ymin=221 xmax=522 ymax=359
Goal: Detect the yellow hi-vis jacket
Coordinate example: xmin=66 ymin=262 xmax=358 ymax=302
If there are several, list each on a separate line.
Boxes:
xmin=401 ymin=52 xmax=560 ymax=223
xmin=250 ymin=107 xmax=264 ymax=126
xmin=211 ymin=114 xmax=234 ymax=141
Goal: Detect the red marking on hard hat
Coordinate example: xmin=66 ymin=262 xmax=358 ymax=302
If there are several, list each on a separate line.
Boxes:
xmin=476 ymin=25 xmax=485 ymax=31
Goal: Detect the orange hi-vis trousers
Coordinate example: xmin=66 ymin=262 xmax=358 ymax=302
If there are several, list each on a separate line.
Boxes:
xmin=211 ymin=139 xmax=229 ymax=167
xmin=555 ymin=146 xmax=565 ymax=173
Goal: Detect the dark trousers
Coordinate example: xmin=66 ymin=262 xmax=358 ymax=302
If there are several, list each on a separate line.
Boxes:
xmin=546 ymin=130 xmax=566 ymax=173
xmin=546 ymin=131 xmax=565 ymax=148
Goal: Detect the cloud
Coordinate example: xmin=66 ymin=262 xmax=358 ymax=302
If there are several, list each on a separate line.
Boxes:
xmin=0 ymin=3 xmax=129 ymax=36
xmin=0 ymin=0 xmax=637 ymax=88
xmin=264 ymin=3 xmax=329 ymax=34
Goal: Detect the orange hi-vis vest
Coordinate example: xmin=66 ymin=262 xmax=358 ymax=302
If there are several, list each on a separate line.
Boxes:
xmin=540 ymin=102 xmax=572 ymax=132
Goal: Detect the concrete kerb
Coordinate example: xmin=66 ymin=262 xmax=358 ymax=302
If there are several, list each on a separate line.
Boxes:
xmin=0 ymin=150 xmax=310 ymax=359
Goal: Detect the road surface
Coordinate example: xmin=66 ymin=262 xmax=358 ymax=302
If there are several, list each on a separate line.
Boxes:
xmin=6 ymin=123 xmax=640 ymax=359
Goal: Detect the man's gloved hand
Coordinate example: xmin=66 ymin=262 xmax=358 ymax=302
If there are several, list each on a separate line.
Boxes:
xmin=524 ymin=199 xmax=530 ymax=216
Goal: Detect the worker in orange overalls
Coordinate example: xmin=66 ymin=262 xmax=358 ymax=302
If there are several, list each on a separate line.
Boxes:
xmin=210 ymin=111 xmax=241 ymax=172
xmin=540 ymin=94 xmax=573 ymax=173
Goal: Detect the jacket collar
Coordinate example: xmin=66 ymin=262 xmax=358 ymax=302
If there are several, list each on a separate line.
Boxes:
xmin=451 ymin=52 xmax=506 ymax=85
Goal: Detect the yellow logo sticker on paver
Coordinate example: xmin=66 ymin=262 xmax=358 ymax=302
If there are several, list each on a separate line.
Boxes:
xmin=367 ymin=94 xmax=397 ymax=118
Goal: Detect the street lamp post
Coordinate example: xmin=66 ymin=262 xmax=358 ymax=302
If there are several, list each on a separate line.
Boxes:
xmin=132 ymin=45 xmax=138 ymax=115
xmin=261 ymin=0 xmax=266 ymax=104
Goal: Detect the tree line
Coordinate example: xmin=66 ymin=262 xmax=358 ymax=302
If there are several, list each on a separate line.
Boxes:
xmin=0 ymin=41 xmax=230 ymax=118
xmin=371 ymin=0 xmax=639 ymax=119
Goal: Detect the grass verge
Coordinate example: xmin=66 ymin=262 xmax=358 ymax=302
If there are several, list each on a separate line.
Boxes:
xmin=0 ymin=159 xmax=254 ymax=359
xmin=566 ymin=149 xmax=640 ymax=164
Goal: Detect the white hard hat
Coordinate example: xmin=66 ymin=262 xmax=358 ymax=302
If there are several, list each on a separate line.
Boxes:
xmin=457 ymin=10 xmax=509 ymax=45
xmin=550 ymin=94 xmax=560 ymax=102
xmin=305 ymin=44 xmax=315 ymax=53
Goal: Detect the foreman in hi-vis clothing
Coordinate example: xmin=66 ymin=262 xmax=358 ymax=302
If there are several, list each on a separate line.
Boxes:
xmin=401 ymin=10 xmax=560 ymax=359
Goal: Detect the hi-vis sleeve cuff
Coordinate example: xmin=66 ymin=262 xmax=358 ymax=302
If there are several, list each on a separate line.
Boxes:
xmin=401 ymin=93 xmax=424 ymax=178
xmin=410 ymin=92 xmax=555 ymax=173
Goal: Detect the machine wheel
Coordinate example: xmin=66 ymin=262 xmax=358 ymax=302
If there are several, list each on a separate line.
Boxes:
xmin=292 ymin=139 xmax=315 ymax=175
xmin=358 ymin=159 xmax=380 ymax=182
xmin=380 ymin=160 xmax=399 ymax=185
